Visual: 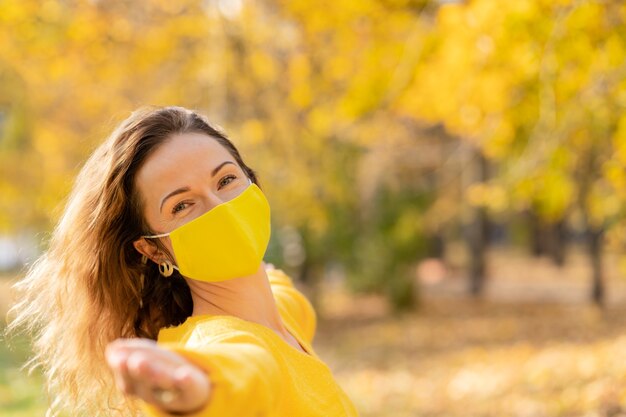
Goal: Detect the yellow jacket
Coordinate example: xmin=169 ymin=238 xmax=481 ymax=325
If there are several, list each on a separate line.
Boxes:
xmin=139 ymin=268 xmax=359 ymax=417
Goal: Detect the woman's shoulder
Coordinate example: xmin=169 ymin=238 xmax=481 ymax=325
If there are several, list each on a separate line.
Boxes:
xmin=266 ymin=267 xmax=317 ymax=344
xmin=158 ymin=314 xmax=272 ymax=347
xmin=265 ymin=265 xmax=294 ymax=286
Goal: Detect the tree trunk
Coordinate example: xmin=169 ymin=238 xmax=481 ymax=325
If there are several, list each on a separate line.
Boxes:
xmin=466 ymin=149 xmax=489 ymax=295
xmin=549 ymin=219 xmax=567 ymax=267
xmin=529 ymin=212 xmax=567 ymax=266
xmin=429 ymin=233 xmax=446 ymax=259
xmin=587 ymin=227 xmax=605 ymax=306
xmin=529 ymin=211 xmax=545 ymax=257
xmin=468 ymin=210 xmax=488 ymax=295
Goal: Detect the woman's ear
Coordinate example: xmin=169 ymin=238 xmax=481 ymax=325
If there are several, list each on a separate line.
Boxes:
xmin=133 ymin=238 xmax=160 ymax=263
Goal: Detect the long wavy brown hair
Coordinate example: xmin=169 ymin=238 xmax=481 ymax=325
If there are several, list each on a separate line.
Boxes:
xmin=5 ymin=106 xmax=259 ymax=417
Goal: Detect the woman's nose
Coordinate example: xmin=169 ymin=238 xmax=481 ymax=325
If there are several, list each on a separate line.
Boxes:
xmin=202 ymin=189 xmax=225 ymax=211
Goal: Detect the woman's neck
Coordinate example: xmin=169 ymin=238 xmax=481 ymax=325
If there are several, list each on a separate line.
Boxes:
xmin=184 ymin=263 xmax=285 ymax=333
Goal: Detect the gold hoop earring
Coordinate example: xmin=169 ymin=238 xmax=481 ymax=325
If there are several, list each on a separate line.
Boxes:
xmin=159 ymin=260 xmax=174 ymax=277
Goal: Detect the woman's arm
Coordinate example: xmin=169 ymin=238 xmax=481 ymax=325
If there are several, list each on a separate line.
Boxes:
xmin=106 ymin=332 xmax=283 ymax=417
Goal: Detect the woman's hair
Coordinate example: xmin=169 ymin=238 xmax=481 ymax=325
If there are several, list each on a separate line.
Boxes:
xmin=4 ymin=106 xmax=258 ymax=417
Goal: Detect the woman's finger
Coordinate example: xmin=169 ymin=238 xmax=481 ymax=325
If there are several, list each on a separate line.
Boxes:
xmin=107 ymin=338 xmax=189 ymax=368
xmin=171 ymin=364 xmax=212 ymax=411
xmin=127 ymin=351 xmax=176 ymax=392
xmin=105 ymin=345 xmax=136 ymax=395
xmin=130 ymin=359 xmax=211 ymax=412
xmin=106 ymin=339 xmax=178 ymax=398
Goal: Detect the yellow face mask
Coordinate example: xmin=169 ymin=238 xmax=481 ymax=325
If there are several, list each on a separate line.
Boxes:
xmin=143 ymin=180 xmax=271 ymax=282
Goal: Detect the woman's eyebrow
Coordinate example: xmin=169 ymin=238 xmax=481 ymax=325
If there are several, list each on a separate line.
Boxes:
xmin=160 ymin=187 xmax=190 ymax=213
xmin=159 ymin=161 xmax=236 ymax=212
xmin=211 ymin=161 xmax=236 ymax=177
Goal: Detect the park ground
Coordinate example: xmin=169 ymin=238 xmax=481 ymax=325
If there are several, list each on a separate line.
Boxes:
xmin=2 ymin=246 xmax=626 ymax=417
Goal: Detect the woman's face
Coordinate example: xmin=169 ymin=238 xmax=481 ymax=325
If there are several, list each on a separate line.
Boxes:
xmin=133 ymin=132 xmax=249 ymax=261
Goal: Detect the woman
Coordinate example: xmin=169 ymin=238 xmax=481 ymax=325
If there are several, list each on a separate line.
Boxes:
xmin=6 ymin=106 xmax=359 ymax=416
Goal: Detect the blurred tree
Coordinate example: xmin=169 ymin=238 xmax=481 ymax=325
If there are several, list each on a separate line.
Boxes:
xmin=397 ymin=0 xmax=626 ymax=305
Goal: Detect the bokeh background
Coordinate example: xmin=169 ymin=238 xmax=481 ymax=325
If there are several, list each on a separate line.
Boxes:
xmin=2 ymin=0 xmax=626 ymax=416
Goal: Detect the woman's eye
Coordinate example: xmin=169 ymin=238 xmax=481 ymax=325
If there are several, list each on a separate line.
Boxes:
xmin=218 ymin=175 xmax=236 ymax=189
xmin=171 ymin=201 xmax=189 ymax=214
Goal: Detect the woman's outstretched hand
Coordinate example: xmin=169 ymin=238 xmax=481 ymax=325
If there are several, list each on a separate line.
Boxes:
xmin=105 ymin=338 xmax=211 ymax=414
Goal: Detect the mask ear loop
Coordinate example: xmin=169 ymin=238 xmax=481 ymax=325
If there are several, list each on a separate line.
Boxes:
xmin=142 ymin=232 xmax=170 ymax=239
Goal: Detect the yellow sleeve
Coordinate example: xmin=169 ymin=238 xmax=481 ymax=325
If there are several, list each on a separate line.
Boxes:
xmin=266 ymin=268 xmax=317 ymax=344
xmin=138 ymin=332 xmax=284 ymax=417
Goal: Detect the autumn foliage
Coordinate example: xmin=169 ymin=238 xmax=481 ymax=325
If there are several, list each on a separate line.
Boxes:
xmin=2 ymin=0 xmax=626 ymax=307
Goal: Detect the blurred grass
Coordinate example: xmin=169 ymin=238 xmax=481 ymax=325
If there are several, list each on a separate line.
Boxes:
xmin=316 ymin=288 xmax=626 ymax=417
xmin=0 ymin=336 xmax=47 ymax=417
xmin=1 ymin=274 xmax=48 ymax=417
xmin=312 ymin=247 xmax=626 ymax=417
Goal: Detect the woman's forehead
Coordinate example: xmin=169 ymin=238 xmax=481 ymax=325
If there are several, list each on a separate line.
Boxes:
xmin=135 ymin=133 xmax=236 ymax=199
